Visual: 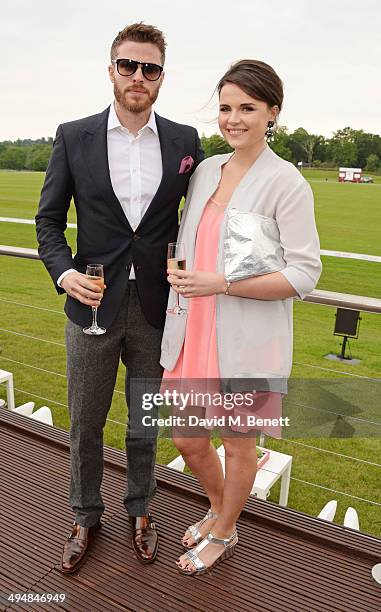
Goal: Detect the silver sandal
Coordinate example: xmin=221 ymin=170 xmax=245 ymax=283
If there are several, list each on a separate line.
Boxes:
xmin=182 ymin=509 xmax=219 ymax=550
xmin=177 ymin=530 xmax=238 ymax=576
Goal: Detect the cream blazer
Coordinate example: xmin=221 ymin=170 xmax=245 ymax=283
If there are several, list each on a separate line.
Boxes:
xmin=160 ymin=145 xmax=322 ymax=387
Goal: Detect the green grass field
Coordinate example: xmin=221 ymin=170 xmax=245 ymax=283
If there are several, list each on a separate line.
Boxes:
xmin=1 ymin=169 xmax=380 ymax=538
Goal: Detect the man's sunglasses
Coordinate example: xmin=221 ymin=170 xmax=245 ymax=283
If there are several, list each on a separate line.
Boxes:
xmin=111 ymin=58 xmax=163 ymax=81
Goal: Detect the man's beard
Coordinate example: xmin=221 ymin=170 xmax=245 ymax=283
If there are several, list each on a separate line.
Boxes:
xmin=113 ymin=82 xmax=159 ymax=114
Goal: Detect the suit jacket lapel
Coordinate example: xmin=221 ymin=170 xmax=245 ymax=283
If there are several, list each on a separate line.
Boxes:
xmin=79 ymin=107 xmax=133 ymax=231
xmin=79 ymin=108 xmax=184 ymax=232
xmin=137 ymin=113 xmax=184 ymax=229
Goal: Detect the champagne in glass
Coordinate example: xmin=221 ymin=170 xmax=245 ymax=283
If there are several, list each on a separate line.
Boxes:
xmin=83 ymin=264 xmax=106 ymax=335
xmin=167 ymin=242 xmax=187 ymax=315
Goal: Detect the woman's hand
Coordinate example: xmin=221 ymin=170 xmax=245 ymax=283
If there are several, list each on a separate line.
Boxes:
xmin=167 ymin=268 xmax=226 ymax=298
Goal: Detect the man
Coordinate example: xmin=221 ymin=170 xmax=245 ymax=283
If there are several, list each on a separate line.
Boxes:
xmin=35 ymin=22 xmax=204 ymax=573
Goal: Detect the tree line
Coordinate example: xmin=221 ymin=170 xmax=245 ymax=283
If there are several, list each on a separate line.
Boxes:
xmin=0 ymin=138 xmax=53 ymax=171
xmin=202 ymin=127 xmax=381 ymax=172
xmin=1 ymin=128 xmax=380 ymax=172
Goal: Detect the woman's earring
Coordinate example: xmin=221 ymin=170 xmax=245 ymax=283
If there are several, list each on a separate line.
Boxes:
xmin=265 ymin=121 xmax=275 ymax=140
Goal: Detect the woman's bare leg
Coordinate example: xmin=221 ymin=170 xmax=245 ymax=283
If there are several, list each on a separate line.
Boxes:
xmin=177 ymin=434 xmax=257 ymax=570
xmin=173 ymin=435 xmax=225 ymax=545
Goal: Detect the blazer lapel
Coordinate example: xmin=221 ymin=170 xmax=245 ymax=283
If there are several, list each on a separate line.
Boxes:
xmin=79 ymin=107 xmax=133 ymax=231
xmin=137 ymin=113 xmax=184 ymax=229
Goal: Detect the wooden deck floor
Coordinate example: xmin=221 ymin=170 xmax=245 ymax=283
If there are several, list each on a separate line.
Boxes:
xmin=1 ymin=406 xmax=380 ymax=612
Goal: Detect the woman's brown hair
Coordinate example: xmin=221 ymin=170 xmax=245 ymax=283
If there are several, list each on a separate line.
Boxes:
xmin=217 ymin=59 xmax=283 ymax=112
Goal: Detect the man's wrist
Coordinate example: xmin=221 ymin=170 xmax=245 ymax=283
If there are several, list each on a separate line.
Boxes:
xmin=57 ymin=268 xmax=76 ymax=288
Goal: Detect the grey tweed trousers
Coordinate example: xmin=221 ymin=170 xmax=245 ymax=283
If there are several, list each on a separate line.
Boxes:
xmin=65 ymin=281 xmax=163 ymax=527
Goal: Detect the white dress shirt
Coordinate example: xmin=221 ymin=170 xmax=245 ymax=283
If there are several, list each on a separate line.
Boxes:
xmin=57 ymin=102 xmax=163 ymax=285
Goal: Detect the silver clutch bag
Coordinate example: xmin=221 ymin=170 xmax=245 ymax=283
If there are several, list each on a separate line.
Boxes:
xmin=224 ymin=208 xmax=286 ymax=282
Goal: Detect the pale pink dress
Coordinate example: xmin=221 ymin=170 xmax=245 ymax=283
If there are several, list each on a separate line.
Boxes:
xmin=163 ymin=198 xmax=282 ymax=436
xmin=164 ymin=198 xmax=223 ymax=380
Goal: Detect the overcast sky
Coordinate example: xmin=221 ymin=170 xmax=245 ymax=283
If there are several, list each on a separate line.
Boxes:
xmin=1 ymin=0 xmax=380 ymax=140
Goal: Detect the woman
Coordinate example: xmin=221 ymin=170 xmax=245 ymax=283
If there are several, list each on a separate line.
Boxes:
xmin=160 ymin=60 xmax=322 ymax=575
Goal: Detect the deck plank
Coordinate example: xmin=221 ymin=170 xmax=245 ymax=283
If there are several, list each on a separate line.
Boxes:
xmin=1 ymin=407 xmax=380 ymax=612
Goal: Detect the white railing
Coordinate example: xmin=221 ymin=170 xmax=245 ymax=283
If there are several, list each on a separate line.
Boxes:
xmin=2 ymin=245 xmax=381 ymax=313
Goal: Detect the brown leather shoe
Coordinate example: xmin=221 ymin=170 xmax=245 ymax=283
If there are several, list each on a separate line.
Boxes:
xmin=59 ymin=521 xmax=101 ymax=574
xmin=129 ymin=513 xmax=158 ymax=564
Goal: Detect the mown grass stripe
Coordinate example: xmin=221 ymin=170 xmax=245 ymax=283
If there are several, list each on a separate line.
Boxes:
xmin=0 ymin=328 xmax=65 ymax=347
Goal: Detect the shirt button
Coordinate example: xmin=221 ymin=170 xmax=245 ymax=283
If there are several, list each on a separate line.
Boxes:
xmin=133 ymin=234 xmax=140 ymax=241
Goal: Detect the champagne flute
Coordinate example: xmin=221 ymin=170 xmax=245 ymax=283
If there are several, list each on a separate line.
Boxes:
xmin=167 ymin=242 xmax=187 ymax=315
xmin=83 ymin=264 xmax=106 ymax=335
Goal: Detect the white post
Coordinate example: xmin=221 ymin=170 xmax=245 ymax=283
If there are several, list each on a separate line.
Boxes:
xmin=7 ymin=373 xmax=15 ymax=411
xmin=0 ymin=370 xmax=15 ymax=412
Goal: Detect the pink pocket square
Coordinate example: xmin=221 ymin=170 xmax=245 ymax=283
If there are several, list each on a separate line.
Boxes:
xmin=178 ymin=155 xmax=194 ymax=174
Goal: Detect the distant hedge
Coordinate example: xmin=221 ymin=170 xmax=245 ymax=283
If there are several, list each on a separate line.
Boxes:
xmin=0 ymin=139 xmax=53 ymax=171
